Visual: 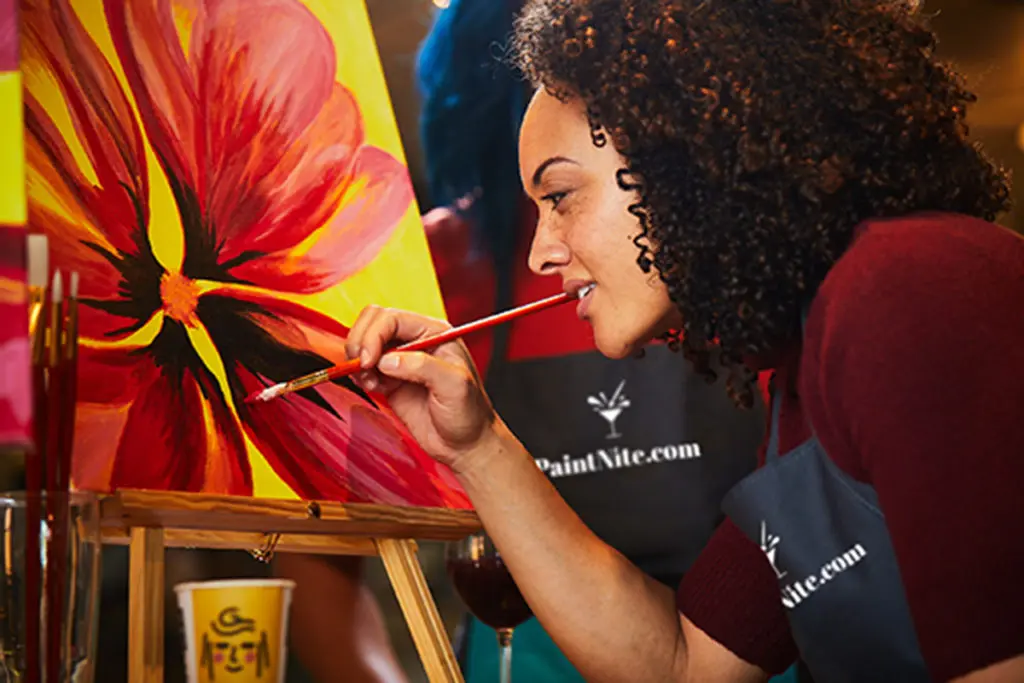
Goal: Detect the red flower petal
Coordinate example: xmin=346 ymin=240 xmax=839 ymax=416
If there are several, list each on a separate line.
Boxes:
xmin=205 ymin=286 xmax=349 ymax=365
xmin=72 ymin=345 xmax=155 ymax=491
xmin=102 ymin=352 xmax=251 ymax=494
xmin=76 ymin=302 xmax=148 ymax=342
xmin=230 ymin=146 xmax=414 ymax=294
xmin=23 ymin=0 xmax=149 ymax=254
xmin=25 ymin=133 xmax=140 ymax=310
xmin=103 ymin=0 xmax=200 ymax=195
xmin=236 ymin=366 xmax=469 ymax=507
xmin=77 ymin=345 xmax=154 ymax=405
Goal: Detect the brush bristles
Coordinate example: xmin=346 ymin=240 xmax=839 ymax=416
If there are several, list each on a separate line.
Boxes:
xmin=50 ymin=271 xmax=62 ymax=302
xmin=26 ymin=235 xmax=49 ymax=289
xmin=254 ymin=383 xmax=286 ymax=403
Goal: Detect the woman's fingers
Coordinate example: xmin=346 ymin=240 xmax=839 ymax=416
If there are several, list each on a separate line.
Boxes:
xmin=347 ymin=306 xmax=453 ymax=369
xmin=345 ymin=305 xmax=381 ymax=368
xmin=377 ymin=351 xmax=475 ymax=405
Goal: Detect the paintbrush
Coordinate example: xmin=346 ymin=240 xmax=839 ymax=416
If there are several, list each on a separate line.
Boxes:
xmin=245 ymin=287 xmax=590 ymax=404
xmin=57 ymin=272 xmax=78 ymax=493
xmin=43 ymin=271 xmax=63 ymax=683
xmin=45 ymin=271 xmax=77 ymax=683
xmin=57 ymin=273 xmax=79 ymax=674
xmin=26 ymin=236 xmax=48 ymax=343
xmin=25 ymin=236 xmax=48 ymax=683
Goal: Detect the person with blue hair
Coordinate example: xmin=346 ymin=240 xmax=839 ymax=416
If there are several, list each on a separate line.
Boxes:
xmin=414 ymin=1 xmax=797 ymax=681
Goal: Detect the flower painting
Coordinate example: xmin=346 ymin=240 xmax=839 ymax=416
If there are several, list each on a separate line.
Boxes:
xmin=21 ymin=0 xmax=470 ymax=508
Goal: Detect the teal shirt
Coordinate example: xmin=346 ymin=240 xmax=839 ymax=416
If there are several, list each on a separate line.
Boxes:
xmin=463 ymin=616 xmax=799 ymax=682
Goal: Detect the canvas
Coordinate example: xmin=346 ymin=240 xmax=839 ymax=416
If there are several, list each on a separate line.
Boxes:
xmin=0 ymin=0 xmax=30 ymax=449
xmin=21 ymin=0 xmax=470 ymax=509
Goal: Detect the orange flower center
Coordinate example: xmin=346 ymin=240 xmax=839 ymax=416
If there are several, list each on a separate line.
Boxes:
xmin=160 ymin=272 xmax=200 ymax=325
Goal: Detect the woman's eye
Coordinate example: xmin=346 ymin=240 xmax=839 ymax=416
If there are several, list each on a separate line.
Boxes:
xmin=541 ymin=191 xmax=568 ymax=210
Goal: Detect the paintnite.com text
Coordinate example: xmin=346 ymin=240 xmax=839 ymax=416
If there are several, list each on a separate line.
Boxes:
xmin=535 ymin=443 xmax=702 ymax=479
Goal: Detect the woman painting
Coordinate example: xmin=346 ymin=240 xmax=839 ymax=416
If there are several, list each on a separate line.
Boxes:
xmin=415 ymin=0 xmax=771 ymax=680
xmin=345 ymin=0 xmax=1024 ymax=680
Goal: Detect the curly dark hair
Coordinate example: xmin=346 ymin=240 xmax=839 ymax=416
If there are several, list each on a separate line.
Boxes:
xmin=511 ymin=0 xmax=1012 ymax=407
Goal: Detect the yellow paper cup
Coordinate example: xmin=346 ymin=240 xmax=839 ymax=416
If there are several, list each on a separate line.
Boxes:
xmin=175 ymin=578 xmax=296 ymax=683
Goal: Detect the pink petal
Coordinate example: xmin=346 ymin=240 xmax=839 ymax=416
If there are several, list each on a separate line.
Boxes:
xmin=0 ymin=0 xmax=16 ymax=71
xmin=237 ymin=82 xmax=366 ymax=259
xmin=191 ymin=0 xmax=341 ymax=257
xmin=230 ymin=146 xmax=413 ymax=294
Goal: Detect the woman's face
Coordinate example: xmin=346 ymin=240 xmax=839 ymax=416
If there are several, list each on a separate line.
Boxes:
xmin=518 ymin=89 xmax=680 ymax=359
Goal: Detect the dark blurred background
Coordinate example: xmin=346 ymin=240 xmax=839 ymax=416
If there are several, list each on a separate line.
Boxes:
xmin=91 ymin=1 xmax=1024 ymax=681
xmin=374 ymin=0 xmax=1024 ymax=230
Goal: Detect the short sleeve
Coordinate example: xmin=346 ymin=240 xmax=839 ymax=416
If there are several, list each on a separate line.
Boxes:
xmin=677 ymin=518 xmax=797 ymax=674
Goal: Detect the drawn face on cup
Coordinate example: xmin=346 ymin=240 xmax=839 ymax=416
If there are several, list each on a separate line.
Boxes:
xmin=199 ymin=607 xmax=270 ymax=679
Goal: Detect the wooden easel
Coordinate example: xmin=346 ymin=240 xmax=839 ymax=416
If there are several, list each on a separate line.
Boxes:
xmin=99 ymin=489 xmax=481 ymax=683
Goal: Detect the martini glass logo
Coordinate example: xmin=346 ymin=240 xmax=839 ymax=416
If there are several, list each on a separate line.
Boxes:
xmin=760 ymin=521 xmax=788 ymax=580
xmin=587 ymin=380 xmax=630 ymax=439
xmin=200 ymin=606 xmax=270 ymax=679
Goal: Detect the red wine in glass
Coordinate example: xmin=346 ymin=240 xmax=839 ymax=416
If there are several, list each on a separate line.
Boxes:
xmin=446 ymin=556 xmax=532 ymax=630
xmin=446 ymin=533 xmax=532 ymax=683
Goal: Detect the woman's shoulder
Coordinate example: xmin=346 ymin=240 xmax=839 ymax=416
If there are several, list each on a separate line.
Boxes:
xmin=804 ymin=210 xmax=1024 ymax=365
xmin=821 ymin=212 xmax=1022 ymax=303
xmin=806 ymin=212 xmax=1022 ymax=351
xmin=798 ymin=211 xmax=1024 ymax=477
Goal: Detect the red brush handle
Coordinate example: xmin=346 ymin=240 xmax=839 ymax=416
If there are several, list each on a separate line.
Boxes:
xmin=249 ymin=291 xmax=575 ymax=402
xmin=397 ymin=291 xmax=573 ymax=352
xmin=328 ymin=291 xmax=574 ymax=382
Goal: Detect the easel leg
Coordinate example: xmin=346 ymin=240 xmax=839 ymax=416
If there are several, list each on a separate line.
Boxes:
xmin=129 ymin=527 xmax=165 ymax=683
xmin=377 ymin=538 xmax=464 ymax=683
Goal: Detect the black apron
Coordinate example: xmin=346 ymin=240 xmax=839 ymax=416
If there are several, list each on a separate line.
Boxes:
xmin=722 ymin=388 xmax=930 ymax=682
xmin=487 ymin=343 xmax=764 ymax=586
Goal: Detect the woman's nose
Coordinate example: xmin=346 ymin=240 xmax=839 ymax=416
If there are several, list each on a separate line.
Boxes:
xmin=527 ymin=222 xmax=571 ymax=275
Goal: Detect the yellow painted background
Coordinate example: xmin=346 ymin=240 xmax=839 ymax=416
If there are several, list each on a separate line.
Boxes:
xmin=0 ymin=72 xmax=25 ymax=224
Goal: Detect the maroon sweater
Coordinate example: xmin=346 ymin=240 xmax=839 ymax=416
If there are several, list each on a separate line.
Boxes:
xmin=677 ymin=212 xmax=1024 ymax=680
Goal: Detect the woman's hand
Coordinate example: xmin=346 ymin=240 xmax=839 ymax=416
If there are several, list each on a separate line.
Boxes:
xmin=344 ymin=305 xmax=500 ymax=474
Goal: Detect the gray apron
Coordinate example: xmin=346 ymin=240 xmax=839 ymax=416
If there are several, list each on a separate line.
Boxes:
xmin=488 ymin=343 xmax=763 ymax=585
xmin=722 ymin=386 xmax=931 ymax=682
xmin=455 ymin=334 xmax=765 ymax=681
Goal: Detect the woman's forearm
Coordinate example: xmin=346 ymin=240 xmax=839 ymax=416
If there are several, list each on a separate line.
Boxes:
xmin=456 ymin=426 xmax=689 ymax=683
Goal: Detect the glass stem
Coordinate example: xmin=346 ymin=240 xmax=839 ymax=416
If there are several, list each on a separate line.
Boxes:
xmin=497 ymin=628 xmax=514 ymax=683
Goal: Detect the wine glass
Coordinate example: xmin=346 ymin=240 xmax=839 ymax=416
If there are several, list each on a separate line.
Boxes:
xmin=446 ymin=532 xmax=532 ymax=683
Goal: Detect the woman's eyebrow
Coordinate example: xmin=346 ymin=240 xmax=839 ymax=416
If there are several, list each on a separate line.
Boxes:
xmin=531 ymin=156 xmax=580 ymax=187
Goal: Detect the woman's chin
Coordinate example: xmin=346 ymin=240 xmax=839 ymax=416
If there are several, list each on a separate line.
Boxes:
xmin=592 ymin=327 xmax=648 ymax=360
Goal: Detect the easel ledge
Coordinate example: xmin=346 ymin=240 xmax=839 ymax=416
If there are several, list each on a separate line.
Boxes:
xmin=97 ymin=489 xmax=481 ymax=683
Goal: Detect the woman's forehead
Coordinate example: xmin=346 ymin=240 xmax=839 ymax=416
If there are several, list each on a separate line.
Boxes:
xmin=522 ymin=90 xmax=585 ymax=134
xmin=520 ymin=91 xmax=594 ymax=160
